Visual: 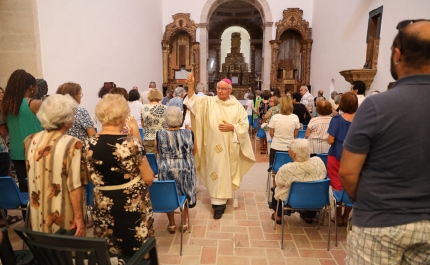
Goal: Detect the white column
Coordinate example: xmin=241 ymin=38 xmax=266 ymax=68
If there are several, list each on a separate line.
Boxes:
xmin=262 ymin=22 xmax=273 ymax=90
xmin=199 ymin=23 xmax=208 ymax=88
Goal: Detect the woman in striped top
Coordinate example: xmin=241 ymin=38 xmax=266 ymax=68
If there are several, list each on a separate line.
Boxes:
xmin=305 ymin=99 xmax=333 ymax=155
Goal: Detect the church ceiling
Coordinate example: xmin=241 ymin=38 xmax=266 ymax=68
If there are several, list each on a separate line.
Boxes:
xmin=208 ymin=1 xmax=263 ymax=40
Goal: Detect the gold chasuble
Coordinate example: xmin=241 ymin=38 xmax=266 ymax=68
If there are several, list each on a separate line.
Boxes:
xmin=184 ymin=94 xmax=255 ymax=200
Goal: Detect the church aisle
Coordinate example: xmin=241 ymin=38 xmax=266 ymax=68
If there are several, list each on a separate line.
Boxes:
xmin=6 ymin=139 xmax=347 ymax=264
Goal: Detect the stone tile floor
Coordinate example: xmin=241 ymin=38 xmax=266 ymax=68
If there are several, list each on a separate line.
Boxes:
xmin=5 ymin=135 xmax=348 ymax=264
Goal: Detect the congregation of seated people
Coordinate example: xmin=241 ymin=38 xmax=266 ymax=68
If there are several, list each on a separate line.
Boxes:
xmin=0 ymin=68 xmax=355 ymax=256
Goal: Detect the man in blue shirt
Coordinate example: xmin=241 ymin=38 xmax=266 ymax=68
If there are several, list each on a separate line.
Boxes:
xmin=340 ymin=20 xmax=430 ymax=264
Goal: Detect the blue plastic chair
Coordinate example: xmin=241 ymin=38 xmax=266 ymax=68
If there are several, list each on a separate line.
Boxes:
xmin=274 ymin=179 xmax=331 ymax=250
xmin=302 ymin=125 xmax=308 ymax=130
xmin=139 ymin=128 xmax=145 ymax=142
xmin=267 ymin=152 xmax=293 ymax=204
xmin=333 ymin=189 xmax=354 ymax=246
xmin=146 ymin=153 xmax=158 ymax=176
xmin=316 ymin=153 xmax=328 ymax=168
xmin=149 ymin=180 xmax=189 ymax=255
xmin=297 ymin=130 xmax=306 ymax=138
xmin=0 ymin=177 xmax=30 ymax=229
xmin=255 ymin=126 xmax=267 ymax=155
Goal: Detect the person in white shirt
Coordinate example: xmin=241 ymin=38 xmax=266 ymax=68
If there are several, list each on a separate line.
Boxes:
xmin=195 ymin=83 xmax=206 ymax=97
xmin=128 ymin=90 xmax=143 ymax=129
xmin=140 ymin=81 xmax=156 ymax=104
xmin=299 ymin=86 xmax=314 ymax=116
xmin=245 ymin=94 xmax=254 ymax=126
xmin=350 ymin=80 xmax=366 ymax=107
xmin=244 ymin=88 xmax=251 ymax=100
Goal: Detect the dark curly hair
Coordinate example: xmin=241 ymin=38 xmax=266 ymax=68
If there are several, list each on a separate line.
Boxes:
xmin=128 ymin=89 xmax=140 ymax=102
xmin=35 ymin=79 xmax=48 ymax=100
xmin=109 ymin=87 xmax=129 ymax=101
xmin=2 ymin=69 xmax=36 ymax=116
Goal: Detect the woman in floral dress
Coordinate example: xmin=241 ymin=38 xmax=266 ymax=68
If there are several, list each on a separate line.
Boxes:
xmin=83 ymin=94 xmax=154 ymax=256
xmin=155 ymin=106 xmax=196 ymax=233
xmin=141 ymin=88 xmax=167 ymax=153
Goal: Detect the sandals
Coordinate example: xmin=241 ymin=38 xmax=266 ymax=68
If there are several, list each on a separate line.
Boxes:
xmin=271 ymin=213 xmax=282 ymax=224
xmin=331 ymin=218 xmax=344 ymax=227
xmin=181 ymin=224 xmax=189 ymax=232
xmin=0 ymin=215 xmax=23 ymax=227
xmin=168 ymin=225 xmax=176 ymax=234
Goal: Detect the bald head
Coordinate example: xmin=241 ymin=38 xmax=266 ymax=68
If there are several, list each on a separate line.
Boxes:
xmin=316 ymin=99 xmax=333 ymax=116
xmin=392 ymin=20 xmax=430 ymax=77
xmin=299 ymin=86 xmax=308 ymax=96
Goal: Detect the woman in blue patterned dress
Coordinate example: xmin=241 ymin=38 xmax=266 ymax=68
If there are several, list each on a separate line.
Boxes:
xmin=56 ymin=82 xmax=96 ymax=142
xmin=155 ymin=106 xmax=196 ymax=234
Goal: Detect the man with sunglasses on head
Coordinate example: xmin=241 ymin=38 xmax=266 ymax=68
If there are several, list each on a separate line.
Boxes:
xmin=184 ymin=74 xmax=255 ymax=219
xmin=340 ymin=19 xmax=430 ymax=264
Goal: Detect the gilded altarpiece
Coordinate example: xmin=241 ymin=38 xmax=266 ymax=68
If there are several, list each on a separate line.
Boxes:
xmin=270 ymin=8 xmax=312 ymax=92
xmin=162 ymin=13 xmax=200 ymax=91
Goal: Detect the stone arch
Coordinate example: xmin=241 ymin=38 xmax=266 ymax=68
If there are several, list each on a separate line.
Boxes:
xmin=200 ymin=0 xmax=272 ymax=24
xmin=199 ymin=0 xmax=273 ymax=90
xmin=209 ymin=19 xmax=263 ymax=40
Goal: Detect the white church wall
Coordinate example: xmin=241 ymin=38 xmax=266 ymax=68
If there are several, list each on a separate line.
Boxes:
xmin=36 ymin=0 xmax=163 ymax=113
xmin=310 ymin=0 xmax=430 ymax=97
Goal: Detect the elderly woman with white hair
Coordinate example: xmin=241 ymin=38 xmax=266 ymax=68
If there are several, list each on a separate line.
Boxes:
xmin=24 ymin=94 xmax=86 ymax=236
xmin=168 ymin=86 xmax=186 ymax=111
xmin=155 ymin=106 xmax=196 ymax=233
xmin=83 ymin=93 xmax=154 ymax=255
xmin=270 ymin=139 xmax=330 ymax=224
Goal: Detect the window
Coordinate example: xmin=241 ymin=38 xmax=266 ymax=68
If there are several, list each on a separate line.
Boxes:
xmin=365 ymin=6 xmax=383 ymax=69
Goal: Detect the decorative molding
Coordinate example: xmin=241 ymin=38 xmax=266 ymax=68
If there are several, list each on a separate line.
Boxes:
xmin=264 ymin=22 xmax=274 ymax=27
xmin=163 ymin=13 xmax=199 ymax=42
xmin=339 ymin=69 xmax=377 ymax=90
xmin=275 ymin=8 xmax=311 ymax=41
xmin=199 ymin=23 xmax=209 ymax=29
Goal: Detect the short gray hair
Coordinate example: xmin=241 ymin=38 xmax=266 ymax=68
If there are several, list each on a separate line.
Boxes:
xmin=330 ymin=91 xmax=338 ymax=99
xmin=37 ymin=94 xmax=77 ymax=130
xmin=289 ymin=139 xmax=311 ymax=162
xmin=196 ymin=83 xmax=205 ymax=92
xmin=164 ymin=106 xmax=183 ymax=128
xmin=334 ymin=95 xmax=341 ymax=104
xmin=174 ymin=87 xmax=185 ymax=97
xmin=96 ymin=94 xmax=130 ymax=126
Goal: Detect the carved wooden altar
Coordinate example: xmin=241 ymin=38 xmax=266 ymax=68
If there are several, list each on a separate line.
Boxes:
xmin=162 ymin=13 xmax=200 ymax=91
xmin=270 ymin=8 xmax=312 ymax=92
xmin=218 ymin=32 xmax=251 ymax=99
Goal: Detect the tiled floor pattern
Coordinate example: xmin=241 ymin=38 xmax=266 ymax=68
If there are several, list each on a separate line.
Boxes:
xmin=6 ymin=133 xmax=348 ymax=264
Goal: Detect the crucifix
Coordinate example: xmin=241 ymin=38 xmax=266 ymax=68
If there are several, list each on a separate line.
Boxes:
xmin=255 ymin=76 xmax=262 ymax=90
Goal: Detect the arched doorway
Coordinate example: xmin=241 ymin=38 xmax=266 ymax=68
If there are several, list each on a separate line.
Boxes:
xmin=199 ymin=0 xmax=273 ymax=90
